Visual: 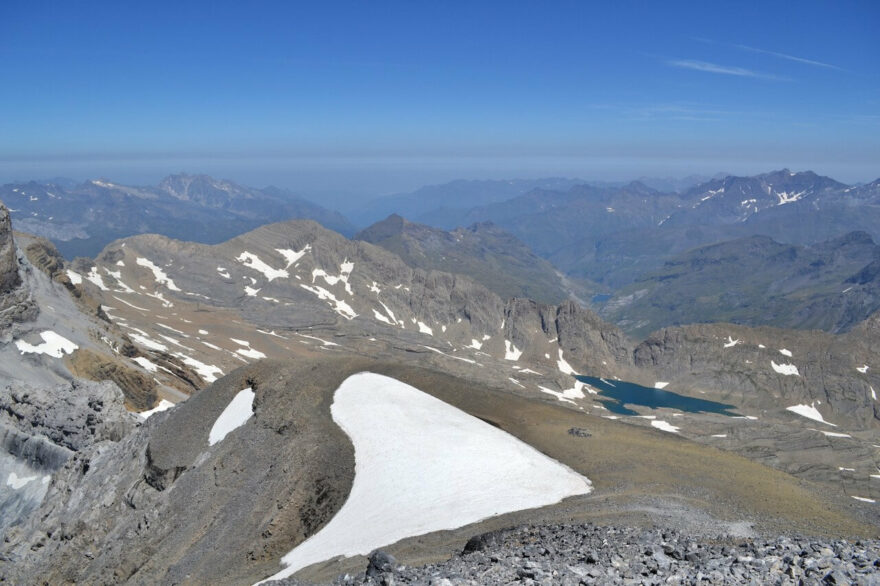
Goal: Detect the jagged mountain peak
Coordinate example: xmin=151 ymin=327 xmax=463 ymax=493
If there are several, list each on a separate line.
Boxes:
xmin=157 ymin=173 xmax=248 ymax=200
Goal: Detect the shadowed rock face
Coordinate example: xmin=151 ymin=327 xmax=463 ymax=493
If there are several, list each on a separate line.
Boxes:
xmin=0 ymin=379 xmax=135 ymax=536
xmin=0 ymin=203 xmax=21 ymax=295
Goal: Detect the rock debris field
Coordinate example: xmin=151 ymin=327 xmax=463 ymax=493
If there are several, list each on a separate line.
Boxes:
xmin=272 ymin=523 xmax=880 ymax=585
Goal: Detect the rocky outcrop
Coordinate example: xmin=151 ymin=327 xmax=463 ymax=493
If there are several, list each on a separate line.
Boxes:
xmin=0 ymin=379 xmax=134 ymax=455
xmin=67 ymin=349 xmax=159 ymax=411
xmin=0 ymin=201 xmax=37 ymax=330
xmin=0 ymin=379 xmax=135 ymax=536
xmin=0 ymin=203 xmax=20 ymax=294
xmin=272 ymin=523 xmax=880 ymax=586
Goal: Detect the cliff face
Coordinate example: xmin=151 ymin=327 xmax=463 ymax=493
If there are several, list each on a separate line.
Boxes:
xmin=0 ymin=204 xmax=20 ymax=294
xmin=0 ymin=202 xmax=37 ymax=330
xmin=0 ymin=379 xmax=135 ymax=536
xmin=633 ymin=322 xmax=879 ymax=430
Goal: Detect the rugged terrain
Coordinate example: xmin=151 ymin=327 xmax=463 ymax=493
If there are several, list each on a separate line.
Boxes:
xmin=52 ymin=215 xmax=880 ymax=501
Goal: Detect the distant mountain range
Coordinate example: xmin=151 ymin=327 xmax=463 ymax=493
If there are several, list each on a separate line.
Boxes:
xmin=0 ymin=174 xmax=355 ymax=258
xmin=406 ymin=170 xmax=880 ymax=291
xmin=348 ymin=178 xmax=587 ymax=228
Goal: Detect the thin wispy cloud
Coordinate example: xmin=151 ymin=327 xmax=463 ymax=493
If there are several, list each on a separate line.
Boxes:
xmin=734 ymin=44 xmax=844 ymax=71
xmin=667 ymin=59 xmax=790 ymax=81
xmin=694 ymin=38 xmax=845 ymax=72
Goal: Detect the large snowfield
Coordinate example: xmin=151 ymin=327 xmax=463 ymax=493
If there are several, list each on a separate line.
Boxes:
xmin=260 ymin=372 xmax=592 ymax=582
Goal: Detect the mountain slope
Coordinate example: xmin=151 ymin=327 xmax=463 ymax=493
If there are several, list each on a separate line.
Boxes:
xmin=355 ymin=215 xmax=595 ymax=304
xmin=602 ymin=231 xmax=880 ymax=337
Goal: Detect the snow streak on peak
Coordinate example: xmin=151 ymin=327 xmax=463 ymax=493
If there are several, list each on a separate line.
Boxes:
xmin=208 ymin=387 xmax=255 ymax=446
xmin=136 ymin=257 xmax=181 ymax=291
xmin=236 ymin=252 xmax=289 ymax=281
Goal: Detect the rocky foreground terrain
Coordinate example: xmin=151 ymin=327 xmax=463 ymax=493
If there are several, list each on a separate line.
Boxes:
xmin=275 ymin=524 xmax=880 ymax=586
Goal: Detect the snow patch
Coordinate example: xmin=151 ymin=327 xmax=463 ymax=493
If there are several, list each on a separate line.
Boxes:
xmin=857 ymin=365 xmax=869 ymax=374
xmin=261 ymin=373 xmax=591 ymax=580
xmin=275 ymin=244 xmax=311 ymax=268
xmin=723 ymin=336 xmax=740 ymax=348
xmin=556 ymin=349 xmax=577 ymax=375
xmin=66 ymin=269 xmax=82 ymax=285
xmin=6 ymin=473 xmax=39 ymax=490
xmin=236 ymin=252 xmax=288 ymax=281
xmin=85 ymin=267 xmax=108 ymax=290
xmin=654 ymin=382 xmax=669 ymax=389
xmin=538 ymin=380 xmax=591 ymax=404
xmin=295 ymin=333 xmax=339 ymax=347
xmin=372 ymin=309 xmax=394 ymax=325
xmin=417 ymin=321 xmax=433 ymax=336
xmin=775 ymin=190 xmax=807 ymax=205
xmin=771 ymin=361 xmax=799 ymax=376
xmin=851 ymin=496 xmax=876 ymax=503
xmin=136 ymin=257 xmax=181 ymax=291
xmin=300 ymin=284 xmax=357 ymax=320
xmin=312 ymin=261 xmax=354 ymax=295
xmin=787 ymin=403 xmax=835 ymax=426
xmin=237 ymin=347 xmax=267 ymax=360
xmin=129 ymin=332 xmax=167 ymax=352
xmin=15 ymin=331 xmax=78 ymax=358
xmin=420 ymin=345 xmax=477 ymax=364
xmin=175 ymin=353 xmax=223 ymax=383
xmin=504 ymin=340 xmax=522 ymax=361
xmin=815 ymin=430 xmax=851 ymax=438
xmin=208 ymin=388 xmax=255 ymax=446
xmin=779 ymin=348 xmax=792 ymax=357
xmin=651 ymin=420 xmax=680 ymax=433
xmin=138 ymin=399 xmax=175 ymax=419
xmin=133 ymin=356 xmax=159 ymax=373
xmin=112 ymin=296 xmax=149 ymax=311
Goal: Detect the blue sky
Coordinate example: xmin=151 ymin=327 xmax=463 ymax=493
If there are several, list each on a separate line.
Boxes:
xmin=0 ymin=0 xmax=878 ymax=195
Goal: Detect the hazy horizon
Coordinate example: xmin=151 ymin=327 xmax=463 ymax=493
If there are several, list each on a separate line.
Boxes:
xmin=0 ymin=156 xmax=876 ymax=205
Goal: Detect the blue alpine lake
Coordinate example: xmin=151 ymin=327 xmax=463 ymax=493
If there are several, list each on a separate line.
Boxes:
xmin=575 ymin=376 xmax=739 ymax=417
